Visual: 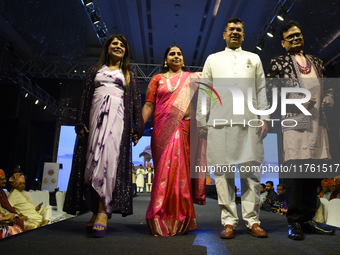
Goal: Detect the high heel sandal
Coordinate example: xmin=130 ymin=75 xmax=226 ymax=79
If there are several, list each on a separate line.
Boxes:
xmin=93 ymin=211 xmax=110 ymax=238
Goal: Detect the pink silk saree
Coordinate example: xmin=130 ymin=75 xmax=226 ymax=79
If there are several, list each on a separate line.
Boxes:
xmin=145 ymin=72 xmax=204 ymax=236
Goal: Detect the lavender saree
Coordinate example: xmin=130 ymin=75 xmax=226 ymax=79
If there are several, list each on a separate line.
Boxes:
xmin=64 ymin=66 xmax=144 ymax=217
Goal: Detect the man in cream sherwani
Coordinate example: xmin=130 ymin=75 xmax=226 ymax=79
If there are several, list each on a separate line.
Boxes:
xmin=197 ymin=17 xmax=269 ymax=239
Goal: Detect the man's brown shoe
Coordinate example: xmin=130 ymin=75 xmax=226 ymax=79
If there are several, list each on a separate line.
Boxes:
xmin=220 ymin=225 xmax=235 ymax=239
xmin=246 ymin=223 xmax=268 ymax=238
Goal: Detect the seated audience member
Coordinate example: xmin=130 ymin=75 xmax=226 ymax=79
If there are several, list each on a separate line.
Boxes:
xmin=260 ymin=181 xmax=278 ymax=211
xmin=260 ymin=184 xmax=268 ymax=205
xmin=0 ymin=169 xmax=33 ymax=231
xmin=0 ymin=210 xmax=23 ymax=239
xmin=318 ymin=179 xmax=331 ymax=200
xmin=0 ymin=169 xmax=24 ymax=238
xmin=329 ymin=178 xmax=340 ymax=200
xmin=273 ymin=184 xmax=287 ymax=213
xmin=276 ymin=200 xmax=288 ymax=216
xmin=8 ymin=173 xmax=52 ymax=228
xmin=0 ymin=201 xmax=24 ymax=238
xmin=276 ymin=184 xmax=286 ymax=203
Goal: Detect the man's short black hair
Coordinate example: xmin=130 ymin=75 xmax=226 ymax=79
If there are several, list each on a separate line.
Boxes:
xmin=277 ymin=184 xmax=285 ymax=189
xmin=225 ymin=17 xmax=244 ymax=30
xmin=280 ymin=20 xmax=302 ymax=40
xmin=261 ymin=183 xmax=266 ymax=189
xmin=266 ymin=181 xmax=274 ymax=187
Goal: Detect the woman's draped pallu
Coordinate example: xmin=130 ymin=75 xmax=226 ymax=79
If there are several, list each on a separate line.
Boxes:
xmin=145 ymin=72 xmax=205 ymax=236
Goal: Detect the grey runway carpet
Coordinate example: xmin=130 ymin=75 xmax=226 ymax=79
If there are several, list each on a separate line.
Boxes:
xmin=1 ymin=193 xmax=339 ymax=255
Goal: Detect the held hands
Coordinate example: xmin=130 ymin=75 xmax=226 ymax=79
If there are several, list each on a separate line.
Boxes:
xmin=198 ymin=126 xmax=208 ymax=138
xmin=256 ymin=120 xmax=268 ymax=141
xmin=276 ymin=208 xmax=287 ymax=215
xmin=302 ymin=97 xmax=316 ymax=111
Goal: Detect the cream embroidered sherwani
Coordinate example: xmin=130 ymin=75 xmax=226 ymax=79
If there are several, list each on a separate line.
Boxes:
xmin=197 ymin=47 xmax=269 ymax=228
xmin=8 ymin=189 xmax=52 ymax=226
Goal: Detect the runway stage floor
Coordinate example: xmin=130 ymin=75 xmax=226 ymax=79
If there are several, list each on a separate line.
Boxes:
xmin=1 ymin=193 xmax=339 ymax=255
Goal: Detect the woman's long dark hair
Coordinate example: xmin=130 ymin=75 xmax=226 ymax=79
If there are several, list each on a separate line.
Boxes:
xmin=93 ymin=34 xmax=133 ymax=85
xmin=160 ymin=45 xmax=188 ymax=73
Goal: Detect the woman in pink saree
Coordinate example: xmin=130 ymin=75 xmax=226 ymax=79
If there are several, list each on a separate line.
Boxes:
xmin=142 ymin=46 xmax=205 ymax=237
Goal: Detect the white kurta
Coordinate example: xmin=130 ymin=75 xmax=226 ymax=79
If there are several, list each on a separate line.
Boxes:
xmin=198 ymin=47 xmax=269 ymax=228
xmin=136 ymin=168 xmax=145 ymax=187
xmin=197 ymin=47 xmax=269 ymax=165
xmin=8 ymin=189 xmax=52 ymax=225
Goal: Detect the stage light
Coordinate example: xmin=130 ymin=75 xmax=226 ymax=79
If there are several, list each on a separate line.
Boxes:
xmin=256 ymin=41 xmax=265 ymax=51
xmin=25 ymin=93 xmax=28 ymax=98
xmin=43 ymin=106 xmax=47 ymax=110
xmin=277 ymin=9 xmax=287 ymax=21
xmin=98 ymin=29 xmax=106 ymax=38
xmin=91 ymin=13 xmax=100 ymax=25
xmin=35 ymin=99 xmax=39 ymax=105
xmin=83 ymin=0 xmax=93 ymax=6
xmin=267 ymin=26 xmax=276 ymax=38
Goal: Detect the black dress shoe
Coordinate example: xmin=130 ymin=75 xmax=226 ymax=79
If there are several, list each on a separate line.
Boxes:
xmin=302 ymin=220 xmax=335 ymax=235
xmin=288 ymin=222 xmax=305 ymax=240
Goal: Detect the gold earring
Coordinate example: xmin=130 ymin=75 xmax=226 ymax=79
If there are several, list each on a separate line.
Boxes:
xmin=182 ymin=63 xmax=185 ymax=67
xmin=164 ymin=62 xmax=168 ymax=67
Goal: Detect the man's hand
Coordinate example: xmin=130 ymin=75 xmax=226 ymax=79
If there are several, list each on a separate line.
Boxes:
xmin=303 ymin=97 xmax=316 ymax=110
xmin=36 ymin=202 xmax=43 ymax=211
xmin=256 ymin=120 xmax=268 ymax=141
xmin=78 ymin=126 xmax=89 ymax=144
xmin=19 ymin=215 xmax=28 ymax=221
xmin=2 ymin=213 xmax=15 ymax=221
xmin=321 ymin=98 xmax=332 ymax=112
xmin=266 ymin=198 xmax=272 ymax=204
xmin=198 ymin=126 xmax=208 ymax=138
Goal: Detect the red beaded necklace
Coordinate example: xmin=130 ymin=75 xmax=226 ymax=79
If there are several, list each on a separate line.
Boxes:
xmin=296 ymin=56 xmax=311 ymax=74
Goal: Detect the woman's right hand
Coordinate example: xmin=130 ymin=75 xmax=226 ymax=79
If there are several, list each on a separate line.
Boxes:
xmin=78 ymin=126 xmax=89 ymax=144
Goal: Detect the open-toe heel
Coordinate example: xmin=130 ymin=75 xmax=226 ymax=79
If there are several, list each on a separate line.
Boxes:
xmin=92 ymin=211 xmax=110 ymax=237
xmin=93 ymin=224 xmax=107 ymax=237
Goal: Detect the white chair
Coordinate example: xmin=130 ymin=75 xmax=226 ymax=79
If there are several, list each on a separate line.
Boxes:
xmin=326 ymin=199 xmax=340 ymax=228
xmin=319 ymin=197 xmax=329 ymax=223
xmin=55 ymin=191 xmax=66 ymax=212
xmin=25 ymin=191 xmax=38 ymax=206
xmin=40 ymin=190 xmax=50 ymax=207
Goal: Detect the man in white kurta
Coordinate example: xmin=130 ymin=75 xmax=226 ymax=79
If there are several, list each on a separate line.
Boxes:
xmin=7 ymin=173 xmax=52 ymax=227
xmin=136 ymin=165 xmax=145 ymax=193
xmin=197 ymin=17 xmax=269 ymax=238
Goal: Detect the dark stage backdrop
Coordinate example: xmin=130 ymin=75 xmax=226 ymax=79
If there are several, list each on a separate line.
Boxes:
xmin=0 ymin=81 xmax=56 ymax=190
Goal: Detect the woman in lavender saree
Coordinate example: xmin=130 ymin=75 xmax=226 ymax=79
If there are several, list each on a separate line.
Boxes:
xmin=64 ymin=34 xmax=144 ymax=238
xmin=142 ymin=46 xmax=205 ymax=237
